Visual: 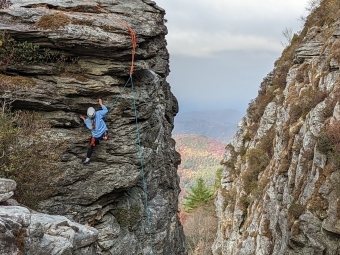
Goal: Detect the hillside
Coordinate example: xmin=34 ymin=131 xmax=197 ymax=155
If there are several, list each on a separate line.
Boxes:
xmin=213 ymin=1 xmax=340 ymax=254
xmin=173 ymin=109 xmax=243 ymax=143
xmin=173 ymin=134 xmax=225 ymax=203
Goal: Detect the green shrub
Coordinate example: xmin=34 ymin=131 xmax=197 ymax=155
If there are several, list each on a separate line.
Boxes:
xmin=241 ymin=148 xmax=269 ymax=194
xmin=0 ymin=106 xmax=64 ymax=208
xmin=0 ymin=31 xmax=84 ymax=74
xmin=0 ymin=31 xmax=46 ymax=67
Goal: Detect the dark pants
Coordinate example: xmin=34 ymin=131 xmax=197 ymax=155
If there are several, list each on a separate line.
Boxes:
xmin=86 ymin=132 xmax=108 ymax=158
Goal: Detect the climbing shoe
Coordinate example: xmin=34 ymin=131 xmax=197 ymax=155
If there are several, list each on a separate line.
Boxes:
xmin=83 ymin=158 xmax=90 ymax=164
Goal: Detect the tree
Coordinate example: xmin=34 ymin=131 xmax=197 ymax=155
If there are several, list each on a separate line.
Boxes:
xmin=280 ymin=27 xmax=293 ymax=48
xmin=306 ymin=0 xmax=321 ymax=13
xmin=183 ymin=177 xmax=214 ymax=212
xmin=183 ymin=206 xmax=217 ymax=255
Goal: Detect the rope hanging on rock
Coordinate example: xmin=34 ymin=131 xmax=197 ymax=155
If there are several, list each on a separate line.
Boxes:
xmin=68 ymin=2 xmax=153 ymax=251
xmin=85 ymin=0 xmax=137 ymax=75
xmin=131 ymin=75 xmax=155 ymax=255
xmin=89 ymin=3 xmax=154 ymax=254
xmin=125 ymin=25 xmax=137 ymax=75
xmin=92 ymin=3 xmax=137 ymax=113
xmin=6 ymin=1 xmax=153 ymax=251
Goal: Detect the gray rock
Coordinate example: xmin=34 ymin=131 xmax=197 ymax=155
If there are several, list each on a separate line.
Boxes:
xmin=0 ymin=191 xmax=14 ymax=203
xmin=5 ymin=199 xmax=20 ymax=206
xmin=30 ymin=213 xmax=98 ymax=249
xmin=0 ymin=0 xmax=186 ymax=254
xmin=294 ymin=42 xmax=324 ymax=63
xmin=0 ymin=202 xmax=99 ymax=255
xmin=0 ymin=178 xmax=16 ymax=194
xmin=213 ymin=18 xmax=340 ymax=255
xmin=0 ymin=206 xmax=31 ymax=227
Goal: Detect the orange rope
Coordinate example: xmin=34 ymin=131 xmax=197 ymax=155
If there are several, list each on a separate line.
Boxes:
xmin=5 ymin=0 xmax=138 ymax=75
xmin=126 ymin=25 xmax=136 ymax=74
xmin=98 ymin=12 xmax=136 ymax=74
xmin=81 ymin=0 xmax=137 ymax=75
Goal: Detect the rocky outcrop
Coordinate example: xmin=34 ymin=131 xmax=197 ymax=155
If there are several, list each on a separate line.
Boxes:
xmin=0 ymin=178 xmax=99 ymax=255
xmin=0 ymin=178 xmax=16 ymax=203
xmin=213 ymin=3 xmax=340 ymax=255
xmin=0 ymin=0 xmax=186 ymax=254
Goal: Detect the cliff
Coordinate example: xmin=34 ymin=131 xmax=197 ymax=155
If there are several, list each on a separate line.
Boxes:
xmin=0 ymin=0 xmax=186 ymax=254
xmin=213 ymin=1 xmax=340 ymax=254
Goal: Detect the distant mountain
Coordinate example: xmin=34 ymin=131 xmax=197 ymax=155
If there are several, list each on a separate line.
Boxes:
xmin=174 ymin=134 xmax=226 ymax=170
xmin=173 ymin=134 xmax=226 ymax=205
xmin=173 ymin=110 xmax=244 ymax=206
xmin=173 ymin=109 xmax=244 ymax=144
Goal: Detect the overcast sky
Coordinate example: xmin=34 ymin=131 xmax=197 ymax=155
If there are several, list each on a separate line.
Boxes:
xmin=155 ymin=0 xmax=310 ymax=114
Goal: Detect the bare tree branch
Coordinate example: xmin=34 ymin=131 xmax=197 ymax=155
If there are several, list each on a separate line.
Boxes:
xmin=280 ymin=27 xmax=293 ymax=48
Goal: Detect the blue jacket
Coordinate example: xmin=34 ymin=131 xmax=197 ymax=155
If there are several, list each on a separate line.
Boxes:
xmin=84 ymin=105 xmax=108 ymax=138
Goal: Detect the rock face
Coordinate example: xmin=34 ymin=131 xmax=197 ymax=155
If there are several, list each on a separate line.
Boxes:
xmin=213 ymin=4 xmax=340 ymax=255
xmin=0 ymin=178 xmax=99 ymax=255
xmin=0 ymin=1 xmax=186 ymax=254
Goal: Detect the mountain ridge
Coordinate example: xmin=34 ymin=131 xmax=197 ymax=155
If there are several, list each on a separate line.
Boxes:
xmin=173 ymin=109 xmax=243 ymax=143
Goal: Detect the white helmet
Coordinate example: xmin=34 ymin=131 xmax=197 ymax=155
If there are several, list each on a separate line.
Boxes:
xmin=87 ymin=107 xmax=96 ymax=118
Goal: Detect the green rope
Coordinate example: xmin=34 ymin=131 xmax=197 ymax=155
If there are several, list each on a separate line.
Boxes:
xmin=108 ymin=76 xmax=132 ymax=113
xmin=130 ymin=74 xmax=155 ymax=255
xmin=108 ymin=74 xmax=154 ymax=253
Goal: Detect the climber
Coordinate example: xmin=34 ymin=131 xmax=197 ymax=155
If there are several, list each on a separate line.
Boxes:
xmin=79 ymin=98 xmax=109 ymax=164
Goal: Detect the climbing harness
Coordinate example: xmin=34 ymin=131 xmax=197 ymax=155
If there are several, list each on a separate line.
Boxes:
xmin=90 ymin=137 xmax=96 ymax=147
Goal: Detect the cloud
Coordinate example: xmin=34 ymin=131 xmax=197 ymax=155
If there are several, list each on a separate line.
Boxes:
xmin=167 ymin=29 xmax=282 ymax=57
xmin=157 ymin=0 xmax=309 ymax=58
xmin=168 ymin=50 xmax=278 ymax=113
xmin=154 ymin=0 xmax=310 ymax=113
